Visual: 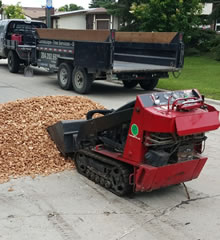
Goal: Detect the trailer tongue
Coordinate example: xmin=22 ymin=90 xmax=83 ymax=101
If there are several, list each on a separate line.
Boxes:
xmin=48 ymin=90 xmax=220 ymax=196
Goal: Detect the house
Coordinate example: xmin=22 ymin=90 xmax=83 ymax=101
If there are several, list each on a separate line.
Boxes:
xmin=51 ymin=8 xmax=119 ymax=30
xmin=22 ymin=7 xmax=48 ymax=21
xmin=0 ymin=6 xmax=54 ymax=22
xmin=201 ymin=2 xmax=220 ymax=32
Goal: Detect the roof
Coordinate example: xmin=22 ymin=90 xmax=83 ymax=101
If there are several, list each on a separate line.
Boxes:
xmin=22 ymin=7 xmax=46 ymax=19
xmin=51 ymin=9 xmax=87 ymax=17
xmin=51 ymin=8 xmax=108 ymax=18
xmin=86 ymin=8 xmax=107 ymax=14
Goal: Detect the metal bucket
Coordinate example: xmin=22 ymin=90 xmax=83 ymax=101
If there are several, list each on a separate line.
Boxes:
xmin=47 ymin=120 xmax=86 ymax=156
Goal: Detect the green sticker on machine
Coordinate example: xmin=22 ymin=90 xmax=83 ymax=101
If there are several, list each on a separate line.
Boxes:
xmin=131 ymin=124 xmax=139 ymax=136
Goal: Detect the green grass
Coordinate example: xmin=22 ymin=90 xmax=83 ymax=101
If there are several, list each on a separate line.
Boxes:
xmin=157 ymin=56 xmax=220 ymax=100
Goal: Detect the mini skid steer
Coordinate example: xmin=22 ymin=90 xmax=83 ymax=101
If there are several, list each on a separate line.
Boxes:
xmin=48 ymin=89 xmax=220 ymax=196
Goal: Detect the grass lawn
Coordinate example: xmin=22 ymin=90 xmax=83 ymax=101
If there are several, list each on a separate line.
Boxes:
xmin=157 ymin=56 xmax=220 ymax=100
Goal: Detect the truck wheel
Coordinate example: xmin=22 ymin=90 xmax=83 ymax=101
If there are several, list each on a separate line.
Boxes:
xmin=122 ymin=80 xmax=138 ymax=89
xmin=72 ymin=67 xmax=93 ymax=94
xmin=58 ymin=63 xmax=73 ymax=90
xmin=8 ymin=51 xmax=20 ymax=73
xmin=139 ymin=78 xmax=159 ymax=91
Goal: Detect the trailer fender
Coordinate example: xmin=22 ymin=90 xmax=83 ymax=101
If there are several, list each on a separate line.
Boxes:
xmin=56 ymin=56 xmax=74 ymax=68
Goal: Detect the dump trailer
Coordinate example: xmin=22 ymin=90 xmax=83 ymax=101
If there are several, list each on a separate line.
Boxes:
xmin=33 ymin=29 xmax=184 ymax=94
xmin=48 ymin=89 xmax=220 ymax=196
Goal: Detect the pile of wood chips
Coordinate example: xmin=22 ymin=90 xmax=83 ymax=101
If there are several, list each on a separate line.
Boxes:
xmin=0 ymin=96 xmax=104 ymax=183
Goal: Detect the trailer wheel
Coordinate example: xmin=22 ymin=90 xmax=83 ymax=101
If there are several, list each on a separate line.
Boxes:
xmin=8 ymin=51 xmax=20 ymax=73
xmin=122 ymin=80 xmax=138 ymax=89
xmin=58 ymin=63 xmax=73 ymax=90
xmin=139 ymin=78 xmax=159 ymax=91
xmin=72 ymin=67 xmax=93 ymax=94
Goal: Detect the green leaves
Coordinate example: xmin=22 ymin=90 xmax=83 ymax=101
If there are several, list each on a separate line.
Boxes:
xmin=58 ymin=4 xmax=83 ymax=12
xmin=131 ymin=0 xmax=202 ymax=40
xmin=89 ymin=0 xmax=114 ymax=8
xmin=4 ymin=3 xmax=25 ymax=19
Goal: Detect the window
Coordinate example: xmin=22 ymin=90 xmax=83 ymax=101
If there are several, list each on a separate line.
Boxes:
xmin=96 ymin=19 xmax=110 ymax=30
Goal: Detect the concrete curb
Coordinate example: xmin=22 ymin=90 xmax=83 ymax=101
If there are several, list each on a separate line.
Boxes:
xmin=204 ymin=98 xmax=220 ymax=106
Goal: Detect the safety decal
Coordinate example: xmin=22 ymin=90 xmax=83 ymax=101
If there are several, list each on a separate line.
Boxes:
xmin=131 ymin=124 xmax=139 ymax=136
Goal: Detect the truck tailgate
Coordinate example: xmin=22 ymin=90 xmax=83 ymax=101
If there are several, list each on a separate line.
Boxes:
xmin=113 ymin=61 xmax=179 ymax=73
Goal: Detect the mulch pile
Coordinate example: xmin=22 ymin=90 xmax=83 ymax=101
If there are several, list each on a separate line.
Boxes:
xmin=0 ymin=96 xmax=104 ymax=183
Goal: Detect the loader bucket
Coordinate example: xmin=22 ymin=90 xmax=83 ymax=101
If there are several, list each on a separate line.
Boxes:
xmin=47 ymin=120 xmax=86 ymax=156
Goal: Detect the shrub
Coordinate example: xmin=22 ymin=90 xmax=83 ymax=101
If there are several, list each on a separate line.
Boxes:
xmin=211 ymin=44 xmax=220 ymax=61
xmin=209 ymin=35 xmax=220 ymax=48
xmin=185 ymin=47 xmax=201 ymax=56
xmin=187 ymin=29 xmax=216 ymax=52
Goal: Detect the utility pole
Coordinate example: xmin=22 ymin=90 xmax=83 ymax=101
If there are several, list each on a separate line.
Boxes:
xmin=46 ymin=0 xmax=53 ymax=28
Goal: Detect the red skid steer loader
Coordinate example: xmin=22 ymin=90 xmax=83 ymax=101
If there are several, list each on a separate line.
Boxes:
xmin=48 ymin=89 xmax=220 ymax=196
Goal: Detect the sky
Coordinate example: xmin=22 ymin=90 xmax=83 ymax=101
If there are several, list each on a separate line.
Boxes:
xmin=2 ymin=0 xmax=91 ymax=9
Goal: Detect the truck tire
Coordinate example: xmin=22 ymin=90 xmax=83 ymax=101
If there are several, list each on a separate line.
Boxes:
xmin=8 ymin=51 xmax=20 ymax=73
xmin=139 ymin=78 xmax=159 ymax=91
xmin=122 ymin=80 xmax=138 ymax=89
xmin=58 ymin=63 xmax=73 ymax=90
xmin=72 ymin=67 xmax=93 ymax=94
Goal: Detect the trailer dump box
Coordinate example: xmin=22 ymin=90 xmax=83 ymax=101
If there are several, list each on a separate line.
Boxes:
xmin=34 ymin=29 xmax=184 ymax=93
xmin=48 ymin=89 xmax=220 ymax=196
xmin=36 ymin=29 xmax=111 ymax=42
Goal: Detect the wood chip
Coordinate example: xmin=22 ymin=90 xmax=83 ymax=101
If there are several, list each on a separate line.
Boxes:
xmin=0 ymin=96 xmax=104 ymax=183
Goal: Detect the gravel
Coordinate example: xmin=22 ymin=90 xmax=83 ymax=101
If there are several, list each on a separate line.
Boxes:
xmin=0 ymin=96 xmax=104 ymax=183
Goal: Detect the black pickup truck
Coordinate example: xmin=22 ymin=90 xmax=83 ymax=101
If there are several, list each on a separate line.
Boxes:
xmin=0 ymin=19 xmax=46 ymax=72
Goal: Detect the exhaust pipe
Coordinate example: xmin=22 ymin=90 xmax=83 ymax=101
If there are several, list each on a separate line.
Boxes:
xmin=47 ymin=120 xmax=86 ymax=156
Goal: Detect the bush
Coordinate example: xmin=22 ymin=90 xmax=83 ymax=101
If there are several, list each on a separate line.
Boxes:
xmin=187 ymin=29 xmax=216 ymax=52
xmin=211 ymin=44 xmax=220 ymax=61
xmin=209 ymin=35 xmax=220 ymax=48
xmin=185 ymin=29 xmax=220 ymax=61
xmin=185 ymin=47 xmax=201 ymax=56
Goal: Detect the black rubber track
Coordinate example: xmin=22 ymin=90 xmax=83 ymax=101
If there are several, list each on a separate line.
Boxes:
xmin=74 ymin=149 xmax=133 ymax=196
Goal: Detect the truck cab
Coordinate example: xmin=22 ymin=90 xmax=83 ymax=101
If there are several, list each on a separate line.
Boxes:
xmin=0 ymin=19 xmax=46 ymax=59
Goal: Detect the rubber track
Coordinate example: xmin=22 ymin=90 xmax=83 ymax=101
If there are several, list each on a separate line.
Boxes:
xmin=75 ymin=149 xmax=132 ymax=196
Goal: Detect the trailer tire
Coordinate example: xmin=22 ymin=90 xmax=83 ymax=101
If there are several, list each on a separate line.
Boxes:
xmin=139 ymin=78 xmax=159 ymax=91
xmin=58 ymin=63 xmax=73 ymax=90
xmin=72 ymin=67 xmax=93 ymax=94
xmin=8 ymin=51 xmax=20 ymax=73
xmin=122 ymin=80 xmax=138 ymax=89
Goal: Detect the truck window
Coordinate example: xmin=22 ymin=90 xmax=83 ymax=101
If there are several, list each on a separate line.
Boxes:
xmin=6 ymin=21 xmax=47 ymax=44
xmin=8 ymin=22 xmax=46 ymax=33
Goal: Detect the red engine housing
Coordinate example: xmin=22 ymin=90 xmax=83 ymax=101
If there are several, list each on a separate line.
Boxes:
xmin=95 ymin=89 xmax=220 ymax=192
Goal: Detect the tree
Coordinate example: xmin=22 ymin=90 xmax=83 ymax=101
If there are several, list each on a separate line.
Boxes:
xmin=130 ymin=0 xmax=203 ymax=36
xmin=209 ymin=1 xmax=220 ymax=24
xmin=4 ymin=3 xmax=25 ymax=19
xmin=89 ymin=0 xmax=113 ymax=8
xmin=89 ymin=0 xmax=144 ymax=30
xmin=58 ymin=4 xmax=83 ymax=12
xmin=110 ymin=1 xmax=149 ymax=31
xmin=0 ymin=0 xmax=3 ymax=16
